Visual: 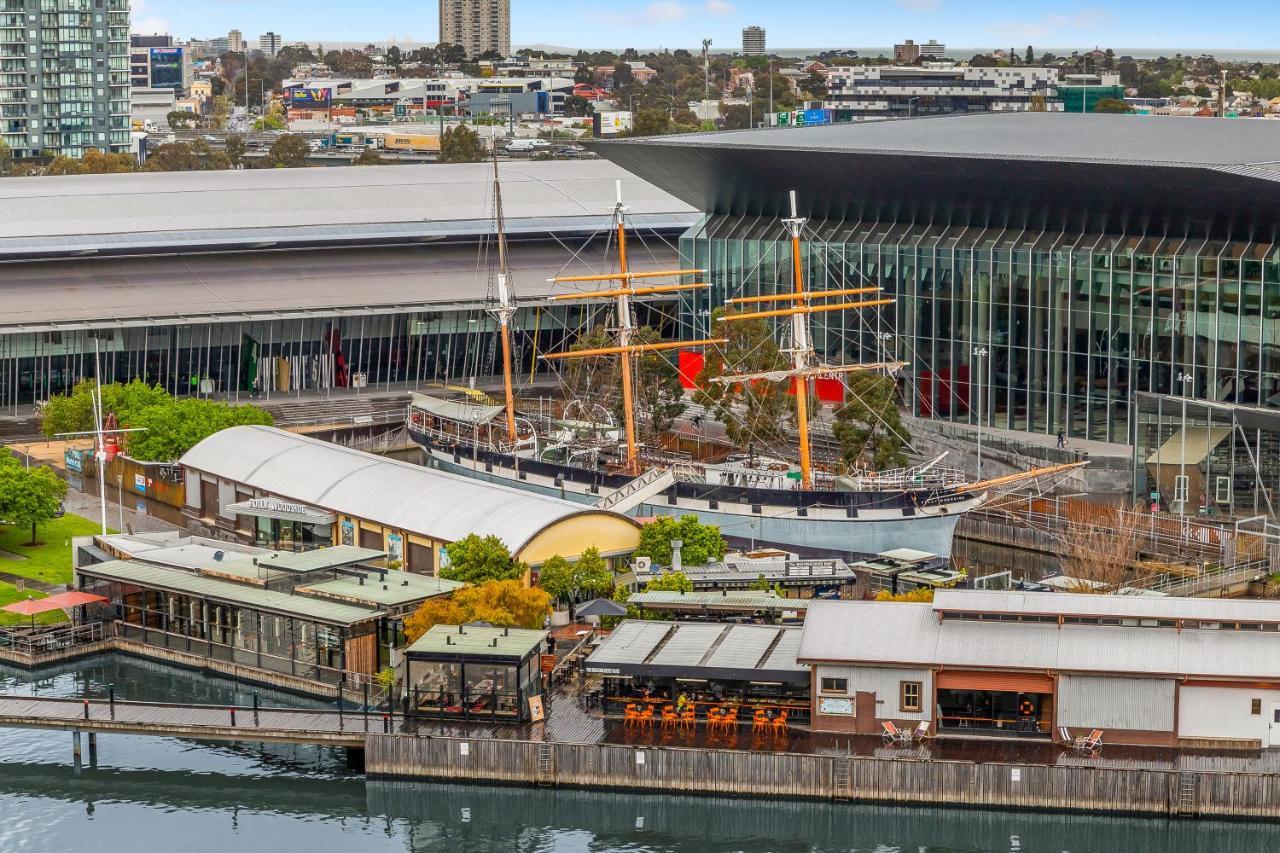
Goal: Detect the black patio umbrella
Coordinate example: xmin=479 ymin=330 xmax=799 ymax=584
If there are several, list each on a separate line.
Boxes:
xmin=574 ymin=598 xmax=628 ymax=618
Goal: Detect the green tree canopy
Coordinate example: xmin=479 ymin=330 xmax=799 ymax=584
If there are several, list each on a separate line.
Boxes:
xmin=354 ymin=148 xmax=386 ymax=165
xmin=0 ymin=139 xmax=14 ymax=176
xmin=631 ymin=108 xmax=670 ymax=137
xmin=0 ymin=456 xmax=68 ymax=545
xmin=440 ymin=533 xmax=527 ymax=583
xmin=536 ymin=547 xmax=613 ymax=605
xmin=438 ymin=124 xmax=487 ymax=163
xmin=831 ymin=373 xmax=912 ymax=470
xmin=143 ymin=142 xmax=204 ymax=172
xmin=45 ymin=156 xmax=88 ymax=176
xmin=166 ymin=110 xmax=200 ymax=129
xmin=224 ymin=134 xmax=246 ymax=167
xmin=693 ymin=307 xmax=794 ymax=449
xmin=633 ymin=515 xmax=726 ymax=568
xmin=266 ymin=134 xmax=309 ymax=168
xmin=643 ymin=570 xmax=693 ymax=593
xmin=1092 ymin=98 xmax=1133 ymax=114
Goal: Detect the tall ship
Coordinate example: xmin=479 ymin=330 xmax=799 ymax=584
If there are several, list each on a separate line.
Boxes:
xmin=407 ymin=165 xmax=1080 ymax=558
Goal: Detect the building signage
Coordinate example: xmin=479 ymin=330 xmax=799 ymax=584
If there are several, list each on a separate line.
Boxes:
xmin=134 ymin=473 xmax=147 ymax=494
xmin=387 ymin=532 xmax=404 ymax=563
xmin=289 ymin=88 xmax=330 ymax=108
xmin=818 ymin=697 xmax=854 ymax=715
xmin=64 ymin=449 xmax=84 ymax=474
xmin=149 ymin=47 xmax=183 ymax=90
xmin=227 ymin=497 xmax=337 ymax=525
xmin=340 ymin=519 xmax=355 ymax=546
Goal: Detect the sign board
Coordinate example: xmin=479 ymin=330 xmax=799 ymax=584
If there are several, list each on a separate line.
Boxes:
xmin=64 ymin=449 xmax=84 ymax=474
xmin=527 ymin=695 xmax=545 ymax=722
xmin=459 ymin=742 xmax=470 ymax=756
xmin=134 ymin=473 xmax=147 ymax=494
xmin=818 ymin=697 xmax=854 ymax=715
xmin=635 ymin=750 xmax=645 ymax=765
xmin=775 ymin=111 xmax=791 ymax=126
xmin=1011 ymin=768 xmax=1022 ymax=782
xmin=593 ymin=111 xmax=633 ymax=137
xmin=340 ymin=519 xmax=355 ymax=546
xmin=387 ymin=532 xmax=403 ymax=563
xmin=803 ymin=107 xmax=831 ymax=126
xmin=289 ymin=88 xmax=331 ymax=108
xmin=540 ymin=654 xmax=558 ymax=674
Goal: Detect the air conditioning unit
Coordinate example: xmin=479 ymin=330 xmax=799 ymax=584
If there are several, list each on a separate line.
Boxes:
xmin=633 ymin=556 xmax=652 ymax=573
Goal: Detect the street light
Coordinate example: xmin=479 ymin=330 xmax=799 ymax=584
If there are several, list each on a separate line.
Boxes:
xmin=1176 ymin=371 xmax=1194 ymax=396
xmin=907 ymin=97 xmax=919 ymax=118
xmin=874 ymin=331 xmax=894 ymax=364
xmin=972 ymin=346 xmax=989 ymax=479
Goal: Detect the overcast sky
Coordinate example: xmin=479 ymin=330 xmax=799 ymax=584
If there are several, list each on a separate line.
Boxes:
xmin=133 ymin=0 xmax=1280 ymax=53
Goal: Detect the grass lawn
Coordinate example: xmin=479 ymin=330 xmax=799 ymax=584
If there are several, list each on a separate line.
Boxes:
xmin=0 ymin=580 xmax=64 ymax=627
xmin=0 ymin=512 xmax=110 ymax=587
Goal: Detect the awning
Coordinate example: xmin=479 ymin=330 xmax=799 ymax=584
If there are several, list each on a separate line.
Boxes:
xmin=1145 ymin=427 xmax=1231 ymax=466
xmin=410 ymin=393 xmax=504 ymax=427
xmin=1 ymin=590 xmax=108 ymax=616
xmin=225 ymin=497 xmax=337 ymax=525
xmin=936 ymin=670 xmax=1055 ymax=694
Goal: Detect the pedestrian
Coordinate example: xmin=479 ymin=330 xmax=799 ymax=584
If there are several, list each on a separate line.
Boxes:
xmin=1056 ymin=429 xmax=1066 ymax=449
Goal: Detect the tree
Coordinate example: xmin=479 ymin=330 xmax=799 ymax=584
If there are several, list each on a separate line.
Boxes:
xmin=644 ymin=570 xmax=694 ymax=593
xmin=831 ymin=373 xmax=912 ymax=471
xmin=574 ymin=65 xmax=595 ymax=84
xmin=1093 ymin=98 xmax=1133 ymax=114
xmin=562 ymin=94 xmax=593 ymax=117
xmin=632 ymin=327 xmax=686 ymax=441
xmin=633 ymin=514 xmax=726 ymax=567
xmin=167 ymin=110 xmax=200 ymax=130
xmin=125 ymin=398 xmax=274 ymax=461
xmin=143 ymin=142 xmax=203 ymax=172
xmin=266 ymin=134 xmax=309 ymax=168
xmin=536 ymin=547 xmax=613 ymax=606
xmin=693 ymin=307 xmax=794 ymax=450
xmin=801 ymin=71 xmax=828 ymax=99
xmin=1025 ymin=45 xmax=1035 ymax=65
xmin=0 ymin=457 xmax=68 ymax=546
xmin=719 ymin=103 xmax=751 ymax=130
xmin=82 ymin=148 xmax=135 ymax=174
xmin=631 ymin=108 xmax=670 ymax=137
xmin=253 ymin=113 xmax=285 ymax=131
xmin=874 ymin=587 xmax=934 ymax=602
xmin=403 ymin=580 xmax=550 ymax=642
xmin=436 ymin=42 xmax=467 ymax=65
xmin=354 ymin=148 xmax=385 ymax=165
xmin=0 ymin=139 xmax=14 ymax=176
xmin=44 ymin=156 xmax=88 ymax=176
xmin=438 ymin=124 xmax=486 ymax=163
xmin=440 ymin=533 xmax=526 ymax=583
xmin=224 ymin=134 xmax=246 ymax=167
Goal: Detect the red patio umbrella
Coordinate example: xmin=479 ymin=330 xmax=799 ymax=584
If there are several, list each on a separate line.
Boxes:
xmin=2 ymin=591 xmax=107 ymax=628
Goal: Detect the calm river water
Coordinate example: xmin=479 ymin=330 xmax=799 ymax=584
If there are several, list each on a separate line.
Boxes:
xmin=0 ymin=655 xmax=1274 ymax=853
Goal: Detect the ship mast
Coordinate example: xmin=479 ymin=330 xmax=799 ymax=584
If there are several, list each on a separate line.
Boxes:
xmin=541 ymin=180 xmax=725 ymax=476
xmin=489 ymin=153 xmax=518 ymax=443
xmin=719 ymin=190 xmax=900 ymax=490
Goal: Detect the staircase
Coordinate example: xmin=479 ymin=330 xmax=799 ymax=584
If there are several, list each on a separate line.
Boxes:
xmin=594 ymin=467 xmax=677 ymax=513
xmin=1175 ymin=771 xmax=1198 ymax=817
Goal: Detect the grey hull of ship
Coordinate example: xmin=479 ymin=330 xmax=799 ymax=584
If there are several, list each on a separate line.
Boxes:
xmin=427 ymin=453 xmax=965 ymax=558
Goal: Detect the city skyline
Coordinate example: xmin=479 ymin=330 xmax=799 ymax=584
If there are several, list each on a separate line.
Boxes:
xmin=132 ymin=0 xmax=1280 ymax=53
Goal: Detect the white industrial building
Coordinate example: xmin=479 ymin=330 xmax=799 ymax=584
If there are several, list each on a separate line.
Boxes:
xmin=799 ymin=590 xmax=1280 ymax=749
xmin=824 ymin=65 xmax=1063 ymax=120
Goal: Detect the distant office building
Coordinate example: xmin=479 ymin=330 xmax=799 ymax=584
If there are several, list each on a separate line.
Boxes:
xmin=825 ymin=65 xmax=1061 ymax=119
xmin=130 ymin=35 xmax=193 ymax=92
xmin=0 ymin=0 xmax=130 ymax=159
xmin=894 ymin=40 xmax=921 ymax=63
xmin=919 ymin=39 xmax=946 ymax=59
xmin=207 ymin=37 xmax=231 ymax=56
xmin=742 ymin=26 xmax=766 ymax=57
xmin=1058 ymin=73 xmax=1125 ymax=113
xmin=228 ymin=29 xmax=245 ymax=53
xmin=439 ymin=0 xmax=511 ymax=59
xmin=259 ymin=32 xmax=283 ymax=56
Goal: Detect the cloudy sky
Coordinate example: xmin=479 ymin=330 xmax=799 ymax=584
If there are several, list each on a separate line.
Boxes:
xmin=133 ymin=0 xmax=1279 ymax=51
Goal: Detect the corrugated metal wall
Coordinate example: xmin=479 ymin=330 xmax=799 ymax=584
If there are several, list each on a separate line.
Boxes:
xmin=1057 ymin=675 xmax=1175 ymax=731
xmin=816 ymin=665 xmax=933 ymax=720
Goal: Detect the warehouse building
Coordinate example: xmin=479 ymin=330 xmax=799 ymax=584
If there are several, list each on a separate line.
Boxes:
xmin=179 ymin=426 xmax=642 ymax=575
xmin=798 ymin=589 xmax=1280 ymax=748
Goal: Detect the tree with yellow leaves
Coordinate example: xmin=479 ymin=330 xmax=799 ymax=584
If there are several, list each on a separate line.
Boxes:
xmin=403 ymin=580 xmax=550 ymax=643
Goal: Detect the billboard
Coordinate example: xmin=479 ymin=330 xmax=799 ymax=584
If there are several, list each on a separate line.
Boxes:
xmin=289 ymin=88 xmax=331 ymax=108
xmin=593 ymin=110 xmax=632 ymax=137
xmin=149 ymin=46 xmax=183 ymax=90
xmin=802 ymin=108 xmax=831 ymax=126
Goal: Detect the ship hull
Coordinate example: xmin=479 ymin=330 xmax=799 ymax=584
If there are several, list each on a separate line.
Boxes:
xmin=415 ymin=435 xmax=979 ymax=558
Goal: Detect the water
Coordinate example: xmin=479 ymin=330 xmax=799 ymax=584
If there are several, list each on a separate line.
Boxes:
xmin=0 ymin=655 xmax=1275 ymax=852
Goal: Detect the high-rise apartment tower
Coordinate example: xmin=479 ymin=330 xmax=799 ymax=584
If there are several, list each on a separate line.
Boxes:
xmin=741 ymin=26 xmax=766 ymax=56
xmin=439 ymin=0 xmax=511 ymax=60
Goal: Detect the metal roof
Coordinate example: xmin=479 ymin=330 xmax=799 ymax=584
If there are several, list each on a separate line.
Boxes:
xmin=77 ymin=559 xmax=381 ymax=626
xmin=933 ymin=589 xmax=1280 ymax=623
xmin=297 ymin=572 xmax=463 ymax=608
xmin=180 ymin=426 xmax=637 ymax=556
xmin=410 ymin=393 xmax=505 ymax=427
xmin=405 ymin=623 xmax=546 ymax=659
xmin=0 ymin=160 xmax=697 ymax=258
xmin=585 ymin=620 xmax=805 ymax=683
xmin=252 ymin=545 xmax=387 ymax=574
xmin=0 ymin=239 xmax=685 ymax=333
xmin=798 ymin=597 xmax=1280 ymax=680
xmin=605 ymin=113 xmax=1280 ymax=169
xmin=627 ymin=590 xmax=811 ymax=612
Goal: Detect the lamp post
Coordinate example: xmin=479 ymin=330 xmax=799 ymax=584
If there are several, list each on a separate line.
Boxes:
xmin=874 ymin=331 xmax=893 ymax=364
xmin=907 ymin=97 xmax=919 ymax=118
xmin=972 ymin=346 xmax=989 ymax=479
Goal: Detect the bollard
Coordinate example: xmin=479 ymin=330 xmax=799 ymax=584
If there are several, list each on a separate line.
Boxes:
xmin=253 ymin=692 xmax=259 ymax=726
xmin=83 ymin=699 xmax=89 ymax=720
xmin=383 ymin=713 xmax=390 ymax=734
xmin=88 ymin=733 xmax=98 ymax=768
xmin=229 ymin=708 xmax=236 ymax=727
xmin=72 ymin=730 xmax=82 ymax=777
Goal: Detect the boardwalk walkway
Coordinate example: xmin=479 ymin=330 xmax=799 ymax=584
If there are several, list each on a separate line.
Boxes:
xmin=0 ymin=694 xmax=406 ymax=747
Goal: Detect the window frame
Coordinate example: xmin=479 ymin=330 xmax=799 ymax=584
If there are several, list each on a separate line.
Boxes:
xmin=900 ymin=680 xmax=923 ymax=713
xmin=819 ymin=676 xmax=849 ymax=694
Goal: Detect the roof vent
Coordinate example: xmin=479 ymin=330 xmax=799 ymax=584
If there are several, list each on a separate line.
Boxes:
xmin=446 ymin=635 xmax=453 ymax=645
xmin=402 ymin=580 xmax=409 ymax=587
xmin=491 ymin=637 xmax=498 ymax=647
xmin=382 ymin=584 xmax=388 ymax=591
xmin=213 ymin=551 xmax=224 ymax=562
xmin=504 ymin=626 xmax=509 ymax=636
xmin=458 ymin=624 xmax=465 ymax=634
xmin=358 ymin=576 xmax=364 ymax=585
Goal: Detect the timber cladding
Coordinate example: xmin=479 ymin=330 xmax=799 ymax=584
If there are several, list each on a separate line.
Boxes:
xmin=364 ymin=734 xmax=1280 ymax=820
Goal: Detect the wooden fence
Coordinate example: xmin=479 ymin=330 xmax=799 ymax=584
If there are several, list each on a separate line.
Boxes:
xmin=364 ymin=734 xmax=1280 ymax=821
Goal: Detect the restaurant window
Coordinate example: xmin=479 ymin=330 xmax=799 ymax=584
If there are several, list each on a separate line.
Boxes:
xmin=1251 ymin=698 xmax=1262 ymax=716
xmin=820 ymin=676 xmax=848 ymax=694
xmin=900 ymin=681 xmax=922 ymax=713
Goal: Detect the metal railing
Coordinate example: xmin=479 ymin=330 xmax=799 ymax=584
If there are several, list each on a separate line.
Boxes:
xmin=0 ymin=621 xmax=108 ymax=656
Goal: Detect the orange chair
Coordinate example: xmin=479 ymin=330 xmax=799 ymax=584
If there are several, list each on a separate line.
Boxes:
xmin=771 ymin=710 xmax=789 ymax=736
xmin=679 ymin=708 xmax=696 ymax=733
xmin=660 ymin=705 xmax=678 ymax=732
xmin=720 ymin=706 xmax=738 ymax=732
xmin=752 ymin=709 xmax=770 ymax=734
xmin=637 ymin=705 xmax=655 ymax=732
xmin=623 ymin=704 xmax=640 ymax=729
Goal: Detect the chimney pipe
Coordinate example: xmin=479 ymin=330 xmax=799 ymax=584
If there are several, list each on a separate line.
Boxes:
xmin=671 ymin=539 xmax=683 ymax=574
